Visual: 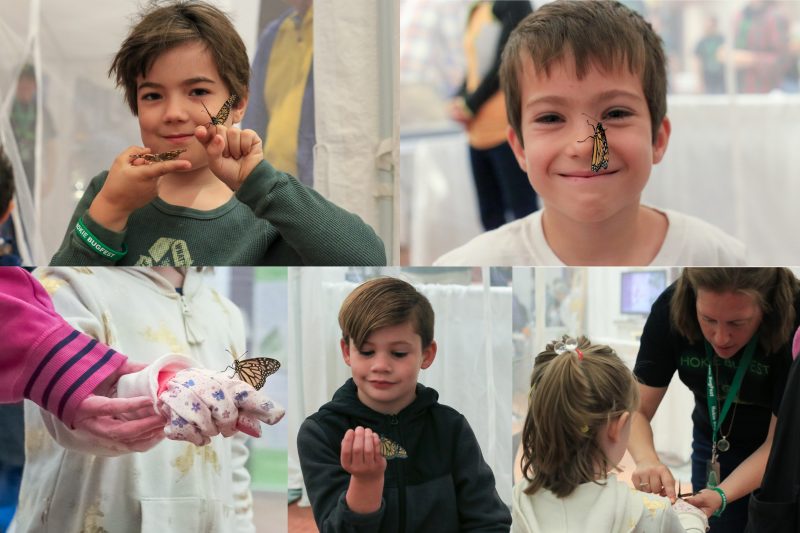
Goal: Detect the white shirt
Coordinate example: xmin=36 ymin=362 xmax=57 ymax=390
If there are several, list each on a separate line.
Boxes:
xmin=434 ymin=207 xmax=746 ymax=266
xmin=512 ymin=475 xmax=707 ymax=533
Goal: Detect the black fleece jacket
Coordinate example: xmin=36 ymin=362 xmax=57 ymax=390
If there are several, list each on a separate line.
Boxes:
xmin=297 ymin=379 xmax=511 ymax=532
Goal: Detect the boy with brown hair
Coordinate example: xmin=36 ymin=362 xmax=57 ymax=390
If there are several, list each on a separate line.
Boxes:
xmin=297 ymin=277 xmax=511 ymax=532
xmin=435 ymin=0 xmax=744 ymax=267
xmin=51 ymin=0 xmax=385 ymax=267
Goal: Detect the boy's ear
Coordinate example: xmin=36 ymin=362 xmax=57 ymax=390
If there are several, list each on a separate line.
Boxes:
xmin=340 ymin=338 xmax=353 ymax=367
xmin=420 ymin=340 xmax=437 ymax=370
xmin=231 ymin=93 xmax=248 ymax=124
xmin=0 ymin=198 xmax=14 ymax=225
xmin=651 ymin=116 xmax=671 ymax=164
xmin=507 ymin=126 xmax=527 ymax=172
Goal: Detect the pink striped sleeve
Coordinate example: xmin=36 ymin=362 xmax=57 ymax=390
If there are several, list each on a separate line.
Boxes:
xmin=2 ymin=268 xmax=127 ymax=426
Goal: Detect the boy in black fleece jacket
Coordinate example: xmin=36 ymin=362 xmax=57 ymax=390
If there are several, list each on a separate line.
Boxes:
xmin=297 ymin=277 xmax=510 ymax=532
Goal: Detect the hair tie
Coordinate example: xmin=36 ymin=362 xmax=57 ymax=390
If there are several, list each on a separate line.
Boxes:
xmin=580 ymin=424 xmax=589 ymax=433
xmin=576 ymin=349 xmax=584 ymax=360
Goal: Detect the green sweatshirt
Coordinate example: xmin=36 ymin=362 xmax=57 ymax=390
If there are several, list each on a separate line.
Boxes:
xmin=50 ymin=160 xmax=386 ymax=266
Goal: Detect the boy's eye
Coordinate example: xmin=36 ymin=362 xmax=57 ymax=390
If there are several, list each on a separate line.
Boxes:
xmin=140 ymin=92 xmax=161 ymax=101
xmin=189 ymin=88 xmax=210 ymax=97
xmin=391 ymin=352 xmax=409 ymax=358
xmin=534 ymin=113 xmax=563 ymax=124
xmin=602 ymin=108 xmax=632 ymax=120
xmin=359 ymin=350 xmax=375 ymax=356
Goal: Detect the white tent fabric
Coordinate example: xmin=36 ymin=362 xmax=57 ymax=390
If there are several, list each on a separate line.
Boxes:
xmin=287 ymin=269 xmax=513 ymax=507
xmin=313 ymin=0 xmax=398 ymax=262
xmin=0 ymin=0 xmax=394 ymax=264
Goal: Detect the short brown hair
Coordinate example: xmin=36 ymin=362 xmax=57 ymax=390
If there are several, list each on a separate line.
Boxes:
xmin=338 ymin=277 xmax=435 ymax=349
xmin=109 ymin=0 xmax=249 ymax=115
xmin=521 ymin=336 xmax=639 ymax=498
xmin=670 ymin=268 xmax=800 ymax=354
xmin=500 ymin=0 xmax=667 ymax=145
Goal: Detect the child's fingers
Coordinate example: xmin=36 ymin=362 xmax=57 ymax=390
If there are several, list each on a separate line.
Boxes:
xmin=363 ymin=428 xmax=375 ymax=465
xmin=138 ymin=159 xmax=192 ymax=180
xmin=351 ymin=426 xmax=365 ymax=465
xmin=239 ymin=129 xmax=262 ymax=159
xmin=340 ymin=428 xmax=355 ymax=467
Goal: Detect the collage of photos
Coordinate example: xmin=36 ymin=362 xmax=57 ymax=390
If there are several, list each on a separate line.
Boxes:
xmin=1 ymin=1 xmax=799 ymax=532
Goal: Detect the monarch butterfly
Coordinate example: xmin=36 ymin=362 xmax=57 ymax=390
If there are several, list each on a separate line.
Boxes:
xmin=379 ymin=435 xmax=408 ymax=460
xmin=129 ymin=148 xmax=186 ymax=163
xmin=577 ymin=116 xmax=609 ymax=173
xmin=223 ymin=349 xmax=280 ymax=390
xmin=201 ymin=94 xmax=239 ymax=127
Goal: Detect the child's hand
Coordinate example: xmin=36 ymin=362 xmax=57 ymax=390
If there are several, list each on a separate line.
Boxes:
xmin=195 ymin=124 xmax=263 ymax=192
xmin=90 ymin=146 xmax=192 ymax=231
xmin=340 ymin=426 xmax=387 ymax=480
xmin=341 ymin=426 xmax=386 ymax=515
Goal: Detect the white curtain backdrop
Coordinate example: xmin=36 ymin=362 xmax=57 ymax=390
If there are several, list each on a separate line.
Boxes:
xmin=0 ymin=0 xmax=395 ymax=264
xmin=288 ymin=268 xmax=513 ymax=507
xmin=313 ymin=0 xmax=398 ymax=262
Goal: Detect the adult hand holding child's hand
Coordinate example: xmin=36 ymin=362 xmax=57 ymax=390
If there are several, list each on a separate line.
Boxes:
xmin=195 ymin=124 xmax=263 ymax=192
xmin=90 ymin=146 xmax=192 ymax=231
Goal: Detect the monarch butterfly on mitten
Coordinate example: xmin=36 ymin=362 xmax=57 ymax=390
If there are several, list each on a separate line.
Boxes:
xmin=577 ymin=115 xmax=609 ymax=173
xmin=201 ymin=94 xmax=239 ymax=127
xmin=223 ymin=349 xmax=280 ymax=390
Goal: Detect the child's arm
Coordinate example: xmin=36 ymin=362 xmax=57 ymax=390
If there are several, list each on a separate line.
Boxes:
xmin=452 ymin=415 xmax=512 ymax=531
xmin=50 ymin=147 xmax=190 ymax=266
xmin=195 ymin=125 xmax=387 ymax=266
xmin=298 ymin=419 xmax=386 ymax=531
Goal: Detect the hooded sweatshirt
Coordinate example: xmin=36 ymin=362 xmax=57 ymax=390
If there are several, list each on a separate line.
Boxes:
xmin=512 ymin=475 xmax=707 ymax=533
xmin=298 ymin=378 xmax=511 ymax=532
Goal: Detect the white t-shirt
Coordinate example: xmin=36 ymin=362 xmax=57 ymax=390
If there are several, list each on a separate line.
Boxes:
xmin=512 ymin=476 xmax=708 ymax=533
xmin=434 ymin=207 xmax=745 ymax=266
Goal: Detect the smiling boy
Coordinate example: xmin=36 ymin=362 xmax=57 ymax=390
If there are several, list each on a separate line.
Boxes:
xmin=50 ymin=1 xmax=385 ymax=267
xmin=435 ymin=0 xmax=744 ymax=267
xmin=297 ymin=277 xmax=511 ymax=532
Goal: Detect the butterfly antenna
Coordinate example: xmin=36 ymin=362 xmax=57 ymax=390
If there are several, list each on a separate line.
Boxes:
xmin=201 ymin=100 xmax=215 ymax=126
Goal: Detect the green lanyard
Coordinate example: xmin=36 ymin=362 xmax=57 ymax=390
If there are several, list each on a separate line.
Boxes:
xmin=705 ymin=335 xmax=758 ymax=446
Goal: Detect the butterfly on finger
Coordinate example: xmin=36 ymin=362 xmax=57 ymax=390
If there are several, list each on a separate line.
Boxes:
xmin=222 ymin=349 xmax=280 ymax=390
xmin=129 ymin=148 xmax=187 ymax=163
xmin=201 ymin=94 xmax=239 ymax=128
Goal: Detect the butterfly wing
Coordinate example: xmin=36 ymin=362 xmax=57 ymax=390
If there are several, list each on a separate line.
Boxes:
xmin=591 ymin=123 xmax=609 ymax=172
xmin=379 ymin=435 xmax=408 ymax=460
xmin=234 ymin=357 xmax=280 ymax=390
xmin=213 ymin=94 xmax=239 ymax=125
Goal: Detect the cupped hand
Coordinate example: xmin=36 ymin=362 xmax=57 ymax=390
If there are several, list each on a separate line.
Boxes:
xmin=340 ymin=426 xmax=386 ymax=480
xmin=194 ymin=124 xmax=263 ymax=191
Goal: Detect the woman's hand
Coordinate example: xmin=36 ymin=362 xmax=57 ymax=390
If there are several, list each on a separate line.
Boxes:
xmin=631 ymin=459 xmax=677 ymax=502
xmin=684 ymin=488 xmax=723 ymax=518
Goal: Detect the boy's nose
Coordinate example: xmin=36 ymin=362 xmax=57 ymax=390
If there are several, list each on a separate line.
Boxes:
xmin=371 ymin=354 xmax=391 ymax=372
xmin=163 ymin=99 xmax=190 ymax=122
xmin=566 ymin=123 xmax=596 ymax=159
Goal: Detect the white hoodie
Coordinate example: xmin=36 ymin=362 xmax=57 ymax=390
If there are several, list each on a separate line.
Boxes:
xmin=512 ymin=475 xmax=707 ymax=533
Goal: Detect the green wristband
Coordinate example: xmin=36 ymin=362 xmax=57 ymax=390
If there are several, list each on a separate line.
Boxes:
xmin=74 ymin=217 xmax=127 ymax=261
xmin=711 ymin=486 xmax=727 ymax=517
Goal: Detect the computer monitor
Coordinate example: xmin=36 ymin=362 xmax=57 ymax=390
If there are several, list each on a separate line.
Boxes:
xmin=620 ymin=270 xmax=667 ymax=315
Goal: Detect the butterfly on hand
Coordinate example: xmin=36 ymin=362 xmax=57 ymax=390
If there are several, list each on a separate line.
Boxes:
xmin=201 ymin=94 xmax=239 ymax=128
xmin=379 ymin=435 xmax=408 ymax=460
xmin=129 ymin=148 xmax=187 ymax=163
xmin=223 ymin=349 xmax=280 ymax=390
